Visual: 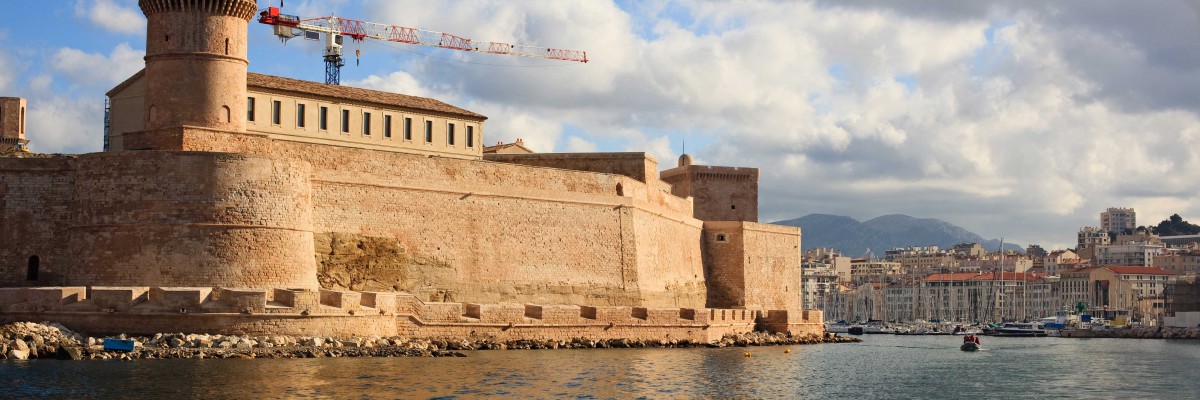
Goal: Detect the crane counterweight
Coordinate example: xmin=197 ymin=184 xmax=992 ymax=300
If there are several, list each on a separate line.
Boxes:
xmin=257 ymin=6 xmax=587 ymax=85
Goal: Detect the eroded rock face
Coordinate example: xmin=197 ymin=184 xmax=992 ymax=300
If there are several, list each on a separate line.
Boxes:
xmin=314 ymin=233 xmax=457 ymax=300
xmin=312 ymin=232 xmax=698 ymax=307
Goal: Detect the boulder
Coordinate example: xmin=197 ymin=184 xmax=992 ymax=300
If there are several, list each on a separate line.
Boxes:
xmin=7 ymin=349 xmax=29 ymax=361
xmin=56 ymin=346 xmax=84 ymax=361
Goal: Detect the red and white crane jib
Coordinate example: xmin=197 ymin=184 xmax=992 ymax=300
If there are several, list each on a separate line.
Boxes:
xmin=258 ymin=7 xmax=588 ymax=63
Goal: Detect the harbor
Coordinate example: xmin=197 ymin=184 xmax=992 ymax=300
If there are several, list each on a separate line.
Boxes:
xmin=2 ymin=333 xmax=1197 ymax=398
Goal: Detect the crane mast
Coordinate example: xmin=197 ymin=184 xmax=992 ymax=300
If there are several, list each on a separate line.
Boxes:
xmin=257 ymin=7 xmax=588 ymax=85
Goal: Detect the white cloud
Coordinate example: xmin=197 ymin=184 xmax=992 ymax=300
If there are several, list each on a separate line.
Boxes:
xmin=25 ymin=95 xmax=104 ymax=154
xmin=309 ymin=1 xmax=1200 ymax=248
xmin=50 ymin=43 xmax=144 ymax=88
xmin=564 ymin=136 xmax=597 ymax=153
xmin=75 ymin=0 xmax=145 ymax=35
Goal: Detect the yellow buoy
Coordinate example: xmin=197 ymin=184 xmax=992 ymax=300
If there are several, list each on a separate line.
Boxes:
xmin=743 ymin=352 xmax=751 ymax=357
xmin=784 ymin=348 xmax=791 ymax=353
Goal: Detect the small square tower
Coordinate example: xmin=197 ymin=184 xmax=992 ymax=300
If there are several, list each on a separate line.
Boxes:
xmin=0 ymin=97 xmax=29 ymax=152
xmin=660 ymin=153 xmax=759 ymax=222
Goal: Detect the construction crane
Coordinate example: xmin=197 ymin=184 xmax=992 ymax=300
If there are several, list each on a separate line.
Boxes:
xmin=257 ymin=6 xmax=588 ymax=85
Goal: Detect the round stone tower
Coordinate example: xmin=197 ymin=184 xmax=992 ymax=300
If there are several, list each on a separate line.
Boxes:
xmin=139 ymin=0 xmax=258 ymax=132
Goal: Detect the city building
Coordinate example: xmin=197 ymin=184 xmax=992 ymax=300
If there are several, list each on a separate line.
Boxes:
xmin=1153 ymin=250 xmax=1200 ymax=276
xmin=1095 ymin=243 xmax=1166 ymax=267
xmin=1102 ymin=207 xmax=1137 ymax=234
xmin=1060 ymin=266 xmax=1176 ymax=324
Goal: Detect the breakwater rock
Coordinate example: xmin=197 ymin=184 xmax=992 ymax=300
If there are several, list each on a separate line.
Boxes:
xmin=0 ymin=322 xmax=858 ymax=361
xmin=1060 ymin=326 xmax=1200 ymax=339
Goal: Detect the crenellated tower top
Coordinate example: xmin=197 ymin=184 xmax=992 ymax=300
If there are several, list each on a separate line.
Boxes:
xmin=137 ymin=0 xmax=257 ymax=133
xmin=138 ymin=0 xmax=259 ymax=20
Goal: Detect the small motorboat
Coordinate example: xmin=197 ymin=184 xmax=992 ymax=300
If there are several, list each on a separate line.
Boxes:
xmin=959 ymin=334 xmax=982 ymax=352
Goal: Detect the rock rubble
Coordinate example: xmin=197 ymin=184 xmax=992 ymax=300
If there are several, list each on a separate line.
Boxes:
xmin=0 ymin=321 xmax=859 ymax=361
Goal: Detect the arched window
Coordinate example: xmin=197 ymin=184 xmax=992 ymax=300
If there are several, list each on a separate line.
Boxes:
xmin=225 ymin=38 xmax=230 ymax=55
xmin=20 ymin=106 xmax=25 ymax=134
xmin=616 ymin=183 xmax=624 ymax=196
xmin=27 ymin=256 xmax=39 ymax=281
xmin=223 ymin=105 xmax=231 ymax=123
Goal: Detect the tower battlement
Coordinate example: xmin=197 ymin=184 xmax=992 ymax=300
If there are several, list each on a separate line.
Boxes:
xmin=138 ymin=0 xmax=258 ymax=20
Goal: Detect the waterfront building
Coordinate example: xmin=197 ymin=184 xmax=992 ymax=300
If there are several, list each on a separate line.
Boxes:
xmin=917 ymin=272 xmax=1053 ymax=323
xmin=1165 ymin=277 xmax=1200 ymax=327
xmin=1060 ymin=266 xmax=1176 ymax=324
xmin=800 ymin=263 xmax=841 ymax=311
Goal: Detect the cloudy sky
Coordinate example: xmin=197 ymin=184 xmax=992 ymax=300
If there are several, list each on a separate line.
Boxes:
xmin=3 ymin=1 xmax=1200 ymax=250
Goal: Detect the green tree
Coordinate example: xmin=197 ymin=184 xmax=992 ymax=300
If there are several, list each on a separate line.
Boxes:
xmin=1153 ymin=214 xmax=1200 ymax=236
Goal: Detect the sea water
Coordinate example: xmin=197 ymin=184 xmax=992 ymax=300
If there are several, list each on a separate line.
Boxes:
xmin=1 ymin=335 xmax=1198 ymax=398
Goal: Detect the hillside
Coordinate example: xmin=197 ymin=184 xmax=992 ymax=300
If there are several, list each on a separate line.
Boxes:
xmin=773 ymin=214 xmax=1023 ymax=257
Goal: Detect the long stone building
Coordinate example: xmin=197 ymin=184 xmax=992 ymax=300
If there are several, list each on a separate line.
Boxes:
xmin=0 ymin=0 xmax=820 ymax=339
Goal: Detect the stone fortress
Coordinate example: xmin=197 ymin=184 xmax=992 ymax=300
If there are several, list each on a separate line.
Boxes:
xmin=0 ymin=0 xmax=821 ymax=341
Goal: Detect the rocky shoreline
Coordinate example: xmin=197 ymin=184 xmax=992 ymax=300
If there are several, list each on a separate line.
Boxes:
xmin=0 ymin=322 xmax=860 ymax=361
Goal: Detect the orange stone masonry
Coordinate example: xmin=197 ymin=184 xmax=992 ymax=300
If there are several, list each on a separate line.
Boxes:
xmin=0 ymin=1 xmax=819 ymax=341
xmin=0 ymin=286 xmax=824 ymax=340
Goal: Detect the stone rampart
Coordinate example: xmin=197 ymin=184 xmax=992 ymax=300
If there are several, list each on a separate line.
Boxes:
xmin=124 ymin=128 xmax=710 ymax=308
xmin=0 ymin=156 xmax=76 ymax=286
xmin=65 ymin=151 xmax=319 ymax=290
xmin=702 ymin=221 xmax=802 ymax=310
xmin=0 ymin=286 xmax=825 ymax=340
xmin=484 ymin=152 xmax=659 ymax=184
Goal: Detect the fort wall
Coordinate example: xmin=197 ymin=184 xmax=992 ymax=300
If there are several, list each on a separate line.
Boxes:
xmin=0 ymin=286 xmax=825 ymax=340
xmin=33 ymin=127 xmax=713 ymax=308
xmin=703 ymin=221 xmax=801 ymax=310
xmin=484 ymin=152 xmax=659 ymax=184
xmin=65 ymin=151 xmax=319 ymax=289
xmin=0 ymin=157 xmax=75 ymax=286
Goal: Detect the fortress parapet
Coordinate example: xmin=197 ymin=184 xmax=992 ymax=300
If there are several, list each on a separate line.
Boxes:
xmin=0 ymin=286 xmax=825 ymax=340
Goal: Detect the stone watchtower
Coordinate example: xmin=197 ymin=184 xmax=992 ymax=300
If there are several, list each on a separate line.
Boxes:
xmin=660 ymin=153 xmax=760 ymax=222
xmin=139 ymin=0 xmax=257 ymax=132
xmin=0 ymin=97 xmax=29 ymax=152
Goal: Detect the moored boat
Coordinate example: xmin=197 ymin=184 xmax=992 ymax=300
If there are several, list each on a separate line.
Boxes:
xmin=826 ymin=321 xmax=852 ymax=334
xmin=989 ymin=322 xmax=1049 ymax=337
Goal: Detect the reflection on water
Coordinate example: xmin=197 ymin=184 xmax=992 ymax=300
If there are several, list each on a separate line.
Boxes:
xmin=2 ymin=336 xmax=1199 ymax=398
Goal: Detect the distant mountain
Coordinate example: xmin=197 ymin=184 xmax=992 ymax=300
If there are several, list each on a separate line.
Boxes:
xmin=773 ymin=214 xmax=1023 ymax=257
